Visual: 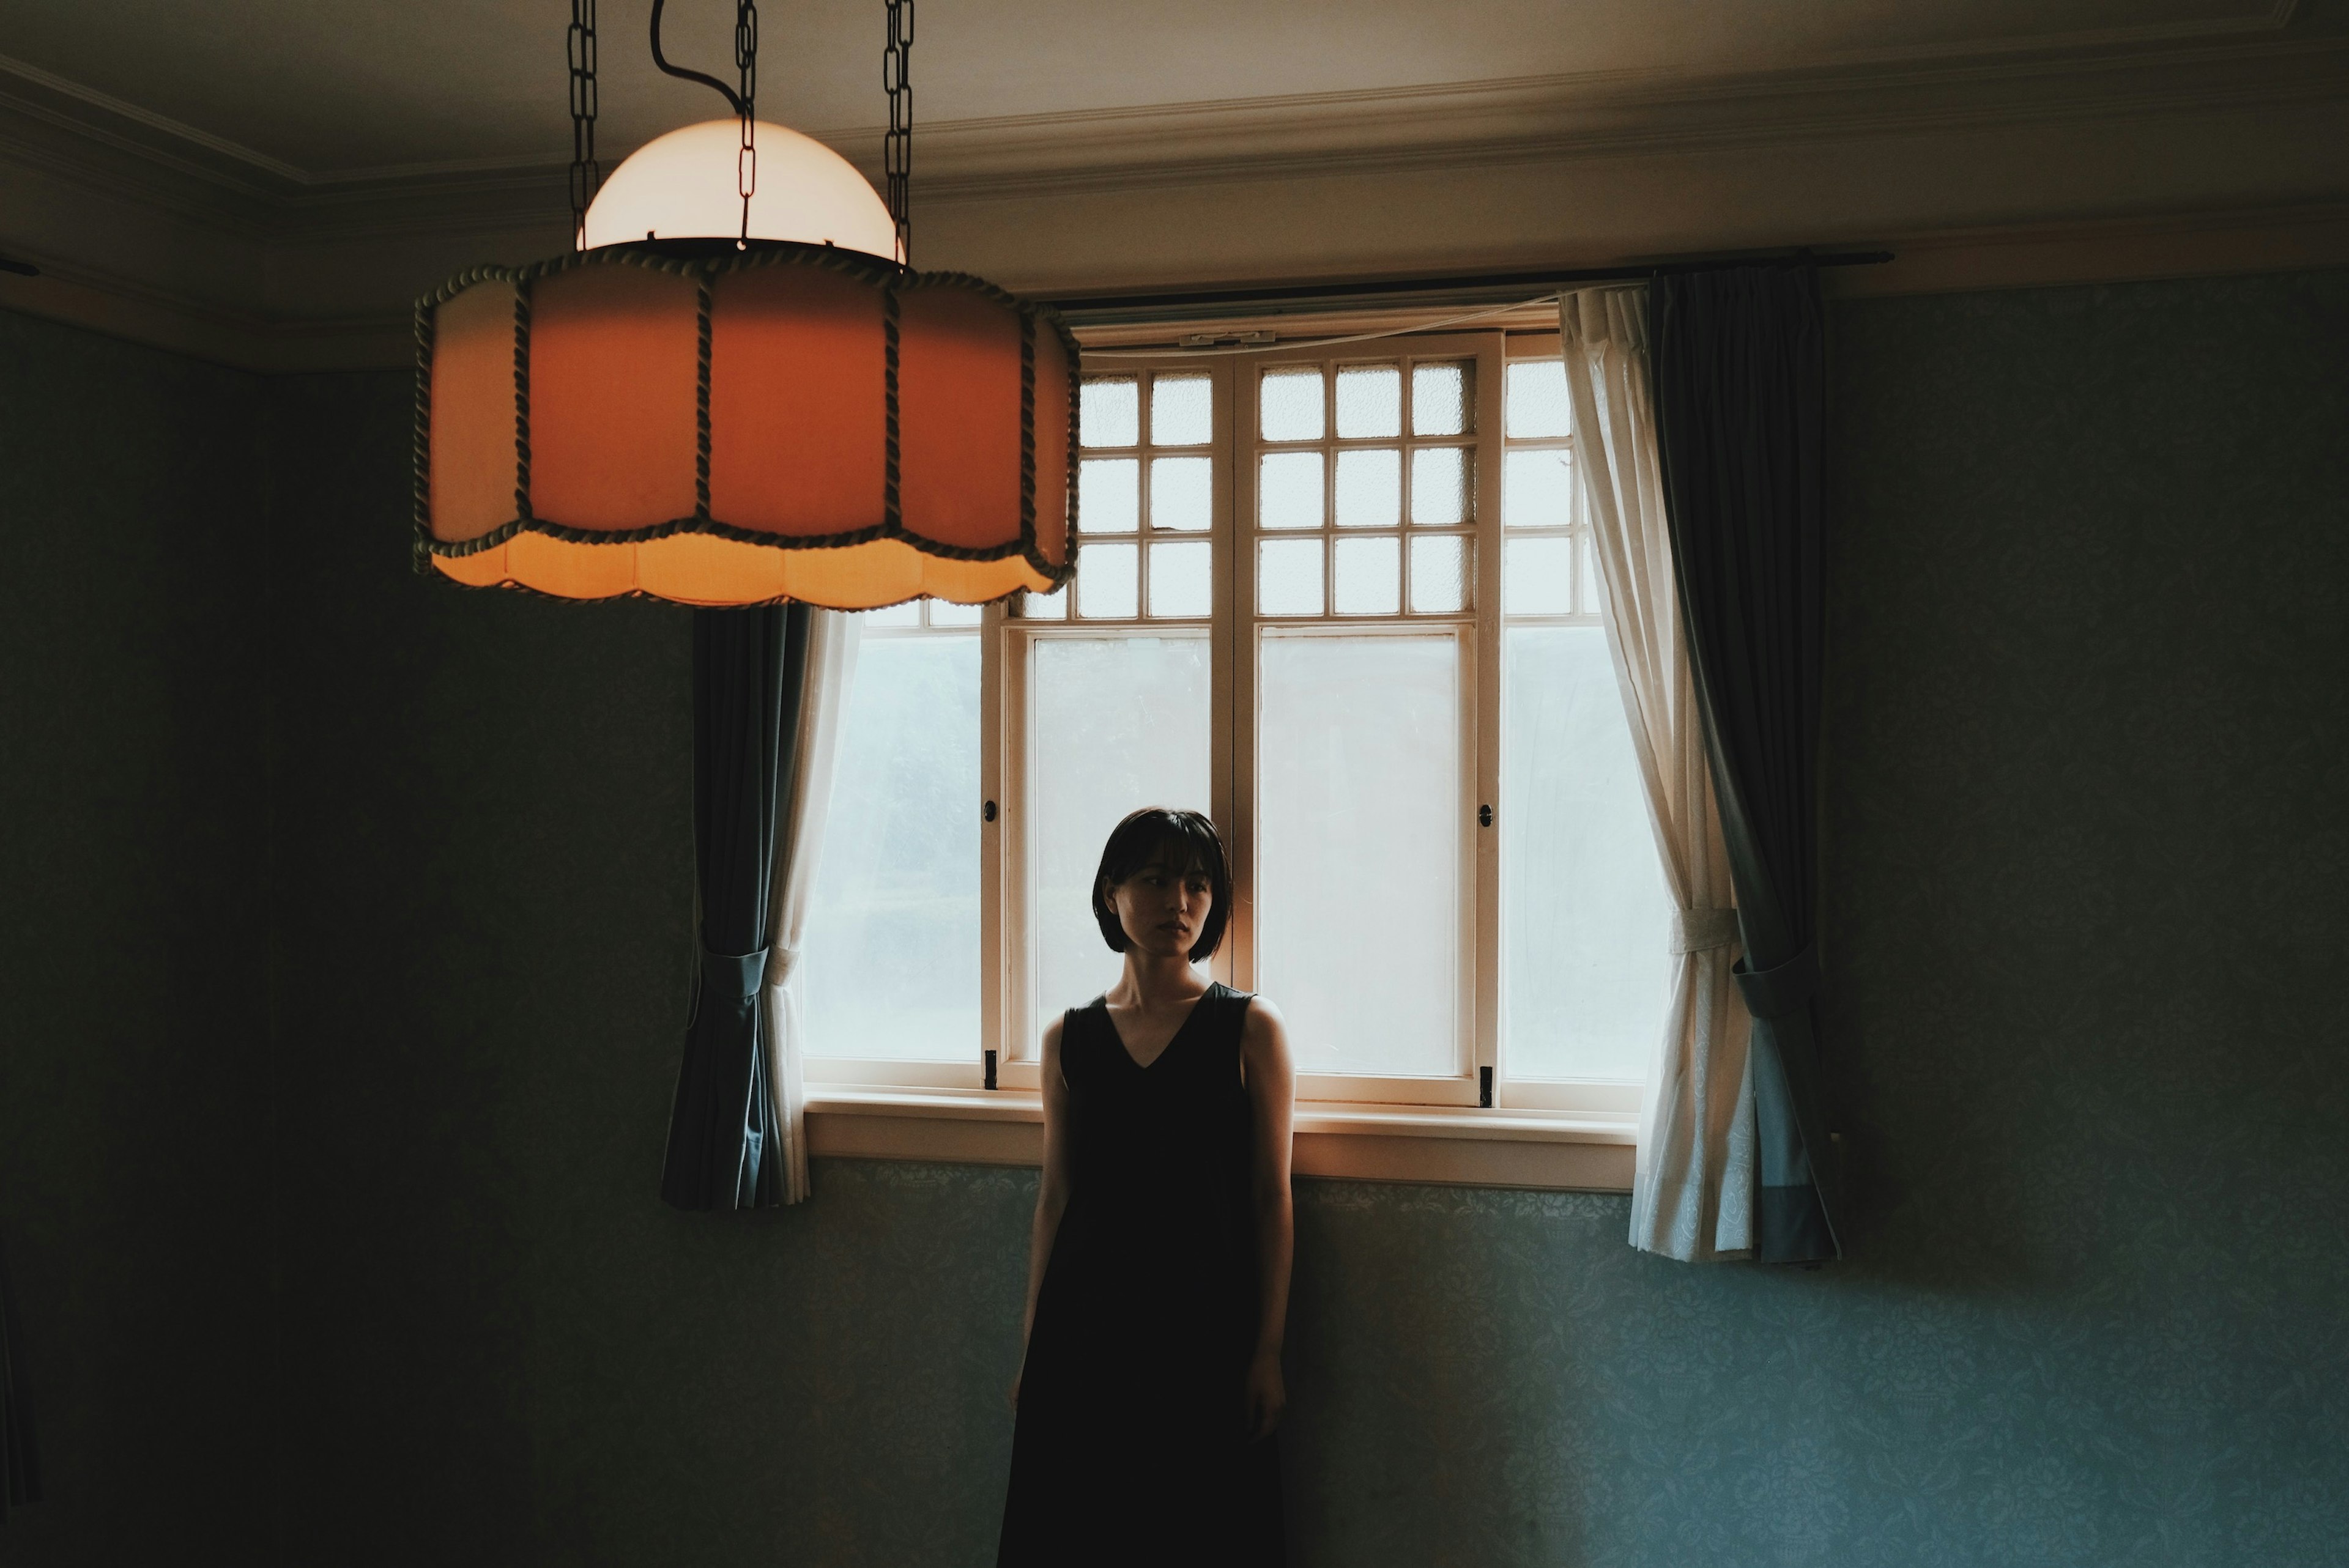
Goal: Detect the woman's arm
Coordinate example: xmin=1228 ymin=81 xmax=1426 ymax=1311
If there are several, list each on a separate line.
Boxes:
xmin=1241 ymin=997 xmax=1296 ymax=1441
xmin=1012 ymin=1015 xmax=1074 ymax=1408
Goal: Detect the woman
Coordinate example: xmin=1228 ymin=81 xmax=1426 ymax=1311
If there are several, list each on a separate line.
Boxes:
xmin=998 ymin=807 xmax=1295 ymax=1567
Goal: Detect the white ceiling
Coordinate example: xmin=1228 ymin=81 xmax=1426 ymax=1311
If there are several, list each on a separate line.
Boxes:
xmin=1 ymin=0 xmax=2343 ymax=372
xmin=0 ymin=0 xmax=2323 ymax=181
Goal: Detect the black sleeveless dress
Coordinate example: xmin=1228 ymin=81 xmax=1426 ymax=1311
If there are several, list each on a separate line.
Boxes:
xmin=998 ymin=983 xmax=1286 ymax=1567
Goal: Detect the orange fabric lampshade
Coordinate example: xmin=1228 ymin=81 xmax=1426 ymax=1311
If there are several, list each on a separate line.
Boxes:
xmin=415 ymin=245 xmax=1077 ymax=607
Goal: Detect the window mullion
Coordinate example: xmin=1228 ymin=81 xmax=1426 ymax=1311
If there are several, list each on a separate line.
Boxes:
xmin=1229 ymin=358 xmax=1261 ymax=996
xmin=981 ymin=602 xmax=1006 ymax=1071
xmin=1209 ymin=357 xmax=1241 ymax=990
xmin=1472 ymin=335 xmax=1507 ymax=1102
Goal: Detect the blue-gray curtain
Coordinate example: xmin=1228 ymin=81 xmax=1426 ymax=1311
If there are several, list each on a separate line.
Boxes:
xmin=1650 ymin=265 xmax=1841 ymax=1263
xmin=1 ymin=1231 xmax=39 ymax=1520
xmin=659 ymin=604 xmax=811 ymax=1211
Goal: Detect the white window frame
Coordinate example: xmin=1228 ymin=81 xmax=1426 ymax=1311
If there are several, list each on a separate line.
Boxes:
xmin=803 ymin=318 xmax=1644 ymax=1189
xmin=1230 ymin=335 xmax=1499 ymax=1107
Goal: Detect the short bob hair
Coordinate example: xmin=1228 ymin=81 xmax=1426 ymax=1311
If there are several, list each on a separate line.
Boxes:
xmin=1091 ymin=807 xmax=1233 ymax=963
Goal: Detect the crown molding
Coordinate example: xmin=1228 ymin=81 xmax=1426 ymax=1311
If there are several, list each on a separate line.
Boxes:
xmin=3 ymin=28 xmax=2345 ymax=239
xmin=0 ymin=242 xmax=405 ymax=371
xmin=0 ymin=51 xmax=299 ymax=198
xmin=3 ymin=15 xmax=2345 ymax=375
xmin=0 ymin=2 xmax=2312 ymax=190
xmin=895 ymin=34 xmax=2349 ymax=203
xmin=8 ymin=199 xmax=2342 ymax=377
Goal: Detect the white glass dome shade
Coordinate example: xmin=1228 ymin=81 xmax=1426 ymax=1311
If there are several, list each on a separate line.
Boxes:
xmin=582 ymin=118 xmax=900 ymax=261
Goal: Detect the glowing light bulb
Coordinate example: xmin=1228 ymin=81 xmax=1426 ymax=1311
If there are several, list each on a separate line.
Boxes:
xmin=583 ymin=119 xmax=899 ymax=261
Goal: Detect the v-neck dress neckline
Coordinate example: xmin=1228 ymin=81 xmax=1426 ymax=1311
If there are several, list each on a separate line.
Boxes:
xmin=1100 ymin=982 xmax=1222 ymax=1073
xmin=1001 ymin=978 xmax=1283 ymax=1566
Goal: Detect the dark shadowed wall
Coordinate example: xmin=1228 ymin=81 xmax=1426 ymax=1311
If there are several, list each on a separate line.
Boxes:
xmin=0 ymin=312 xmax=278 ymax=1561
xmin=3 ymin=267 xmax=2345 ymax=1565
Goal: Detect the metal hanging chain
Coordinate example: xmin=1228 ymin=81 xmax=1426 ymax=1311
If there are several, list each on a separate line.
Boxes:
xmin=567 ymin=0 xmax=599 ymax=250
xmin=646 ymin=0 xmax=761 ymax=245
xmin=735 ymin=0 xmax=757 ymax=246
xmin=884 ymin=0 xmax=913 ymax=265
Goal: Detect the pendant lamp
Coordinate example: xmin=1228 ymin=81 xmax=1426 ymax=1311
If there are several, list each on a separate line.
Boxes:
xmin=413 ymin=0 xmax=1077 ymax=608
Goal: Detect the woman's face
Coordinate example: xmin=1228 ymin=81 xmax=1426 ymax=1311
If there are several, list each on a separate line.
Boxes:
xmin=1109 ymin=851 xmax=1215 ymax=961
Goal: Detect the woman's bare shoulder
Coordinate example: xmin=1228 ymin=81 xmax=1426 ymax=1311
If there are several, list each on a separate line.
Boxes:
xmin=1237 ymin=993 xmax=1291 ymax=1052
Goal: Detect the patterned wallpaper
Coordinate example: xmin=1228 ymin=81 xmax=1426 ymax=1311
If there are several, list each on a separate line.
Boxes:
xmin=4 ymin=263 xmax=2345 ymax=1566
xmin=0 ymin=312 xmax=280 ymax=1561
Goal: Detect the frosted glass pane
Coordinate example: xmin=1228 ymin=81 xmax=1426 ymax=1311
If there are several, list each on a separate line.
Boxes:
xmin=1504 ymin=627 xmax=1672 ymax=1081
xmin=1335 ymin=364 xmax=1401 ymax=438
xmin=804 ymin=635 xmax=979 ymax=1059
xmin=1410 ymin=446 xmax=1468 ymax=527
xmin=1258 ymin=538 xmax=1323 ymax=615
xmin=1258 ymin=451 xmax=1324 ymax=530
xmin=1151 ymin=372 xmax=1212 ymax=446
xmin=1077 ymin=541 xmax=1138 ymax=619
xmin=1576 ymin=531 xmax=1600 ymax=615
xmin=929 ymin=599 xmax=982 ymax=627
xmin=1505 ymin=538 xmax=1574 ymax=615
xmin=1334 ymin=448 xmax=1401 ymax=528
xmin=1505 ymin=359 xmax=1570 ymax=438
xmin=1148 ymin=540 xmax=1212 ymax=618
xmin=1022 ymin=585 xmax=1067 ymax=619
xmin=1258 ymin=634 xmax=1460 ymax=1076
xmin=1031 ymin=637 xmax=1211 ymax=1046
xmin=1333 ymin=536 xmax=1400 ymax=615
xmin=1409 ymin=534 xmax=1466 ymax=613
xmin=1504 ymin=447 xmax=1573 ymax=529
xmin=1080 ymin=457 xmax=1138 ymax=534
xmin=1412 ymin=362 xmax=1467 ymax=435
xmin=1260 ymin=368 xmax=1325 ymax=442
xmin=1082 ymin=377 xmax=1138 ymax=447
xmin=1150 ymin=456 xmax=1212 ymax=532
xmin=863 ymin=599 xmax=921 ymax=627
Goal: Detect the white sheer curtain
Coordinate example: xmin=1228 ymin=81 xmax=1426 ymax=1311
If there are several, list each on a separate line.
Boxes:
xmin=1560 ymin=286 xmax=1756 ymax=1260
xmin=763 ymin=608 xmax=861 ymax=1205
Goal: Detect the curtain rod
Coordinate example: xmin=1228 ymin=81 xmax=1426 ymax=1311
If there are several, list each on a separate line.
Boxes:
xmin=1037 ymin=250 xmax=1893 ymax=317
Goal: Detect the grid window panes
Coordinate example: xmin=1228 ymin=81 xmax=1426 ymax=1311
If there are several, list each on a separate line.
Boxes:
xmin=1252 ymin=357 xmax=1475 ymax=626
xmin=806 ymin=333 xmax=1671 ymax=1117
xmin=1248 ymin=353 xmax=1478 ymax=1087
xmin=804 ymin=599 xmax=981 ymax=1059
xmin=1019 ymin=369 xmax=1222 ymax=1050
xmin=1029 ymin=371 xmax=1220 ymax=624
xmin=1500 ymin=354 xmax=1672 ymax=1084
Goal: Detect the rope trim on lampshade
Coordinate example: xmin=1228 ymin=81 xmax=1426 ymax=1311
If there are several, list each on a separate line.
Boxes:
xmin=409 ymin=293 xmax=435 ymax=572
xmin=1019 ymin=308 xmax=1036 ymax=539
xmin=882 ymin=281 xmax=902 ymax=531
xmin=411 ymin=241 xmax=1082 ymax=597
xmin=513 ymin=281 xmax=535 ymax=522
xmin=694 ymin=269 xmax=715 ymax=521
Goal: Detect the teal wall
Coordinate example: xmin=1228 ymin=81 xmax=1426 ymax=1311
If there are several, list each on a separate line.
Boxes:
xmin=2 ymin=267 xmax=2345 ymax=1564
xmin=0 ymin=314 xmax=280 ymax=1558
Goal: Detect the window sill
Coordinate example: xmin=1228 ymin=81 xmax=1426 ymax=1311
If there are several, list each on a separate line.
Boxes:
xmin=804 ymin=1088 xmax=1635 ymax=1193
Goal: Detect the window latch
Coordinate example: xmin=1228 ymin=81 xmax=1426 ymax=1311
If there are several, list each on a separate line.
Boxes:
xmin=1479 ymin=1065 xmax=1493 ymax=1108
xmin=983 ymin=799 xmax=998 ymax=823
xmin=1478 ymin=803 xmax=1493 ymax=827
xmin=984 ymin=1049 xmax=998 ymax=1090
xmin=1178 ymin=330 xmax=1274 ymax=349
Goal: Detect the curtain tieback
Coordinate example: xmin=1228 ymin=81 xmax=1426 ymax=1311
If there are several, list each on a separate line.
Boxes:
xmin=1734 ymin=944 xmax=1819 ymax=1021
xmin=1669 ymin=908 xmax=1740 ymax=954
xmin=699 ymin=945 xmax=772 ymax=1004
